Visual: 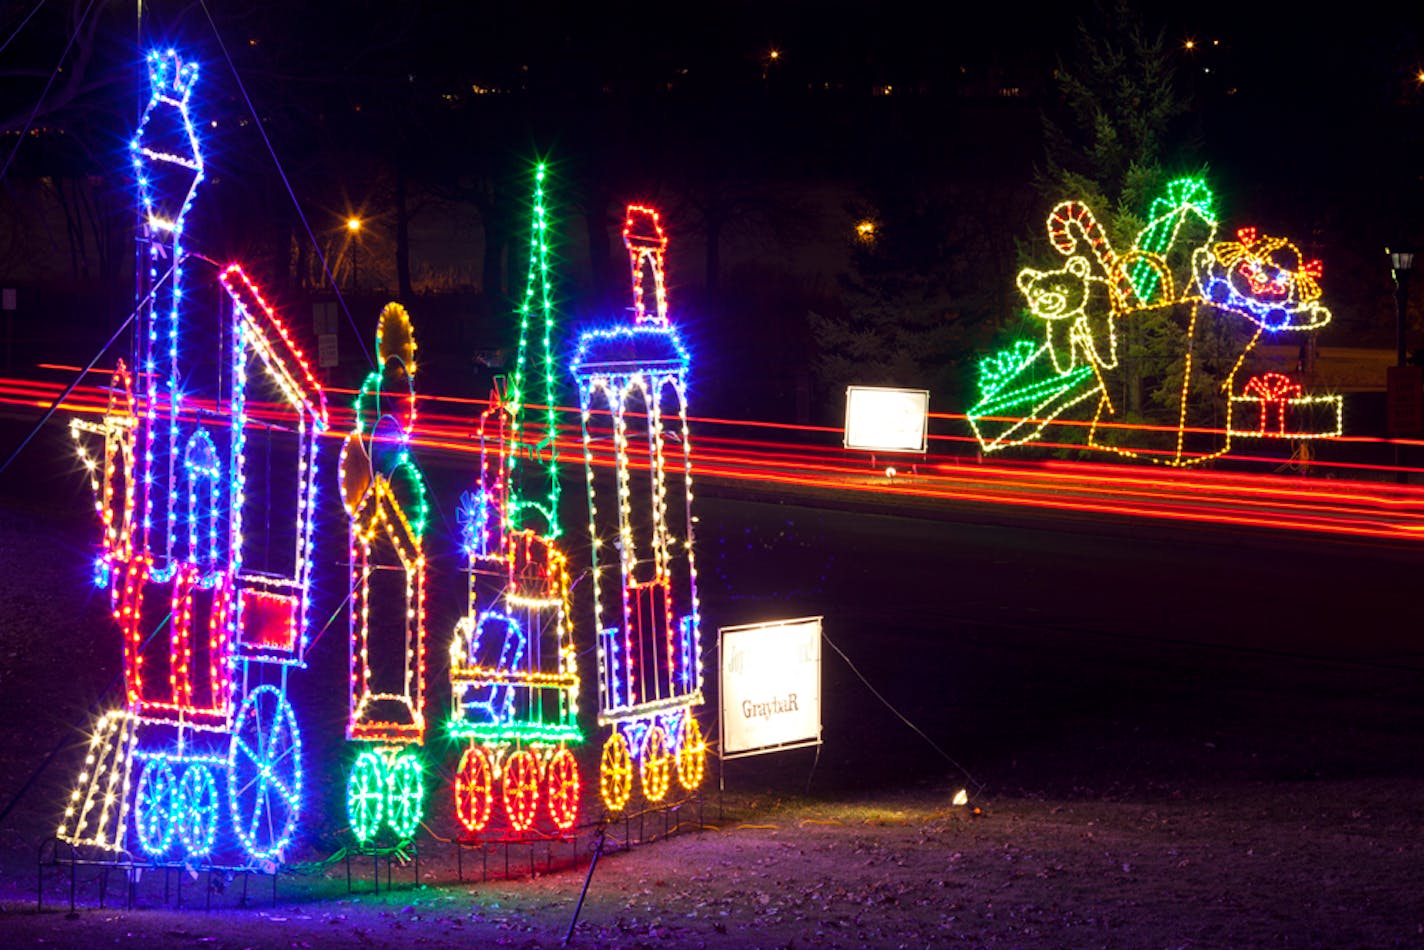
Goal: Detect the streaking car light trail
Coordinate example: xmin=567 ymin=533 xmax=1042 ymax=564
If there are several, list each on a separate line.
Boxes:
xmin=13 ymin=368 xmax=1424 ymax=544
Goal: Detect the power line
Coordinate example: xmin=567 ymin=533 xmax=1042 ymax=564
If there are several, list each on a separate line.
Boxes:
xmin=0 ymin=0 xmax=98 ymax=185
xmin=196 ymin=0 xmax=374 ymax=370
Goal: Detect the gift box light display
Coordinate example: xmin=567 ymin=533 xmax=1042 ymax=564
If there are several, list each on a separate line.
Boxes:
xmin=969 ymin=177 xmax=1342 ymax=464
xmin=571 ymin=205 xmax=707 ymax=812
xmin=60 ymin=51 xmax=328 ymax=864
xmin=447 ymin=163 xmax=584 ymax=837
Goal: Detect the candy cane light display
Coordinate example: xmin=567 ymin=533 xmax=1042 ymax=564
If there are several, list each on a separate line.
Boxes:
xmin=969 ymin=177 xmax=1341 ymax=464
xmin=338 ymin=304 xmax=430 ymax=845
xmin=571 ymin=205 xmax=706 ymax=813
xmin=60 ymin=51 xmax=327 ymax=864
xmin=448 ymin=163 xmax=583 ymax=837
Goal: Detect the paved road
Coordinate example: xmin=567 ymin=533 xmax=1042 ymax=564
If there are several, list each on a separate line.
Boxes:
xmin=694 ymin=489 xmax=1424 ymax=798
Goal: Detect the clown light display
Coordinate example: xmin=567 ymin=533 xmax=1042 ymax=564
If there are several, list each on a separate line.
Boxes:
xmin=338 ymin=304 xmax=429 ymax=845
xmin=969 ymin=177 xmax=1341 ymax=464
xmin=60 ymin=51 xmax=327 ymax=864
xmin=571 ymin=205 xmax=706 ymax=813
xmin=447 ymin=164 xmax=583 ymax=838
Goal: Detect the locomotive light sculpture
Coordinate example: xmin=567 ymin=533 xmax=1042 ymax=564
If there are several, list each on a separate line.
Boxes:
xmin=61 ymin=51 xmax=327 ymax=864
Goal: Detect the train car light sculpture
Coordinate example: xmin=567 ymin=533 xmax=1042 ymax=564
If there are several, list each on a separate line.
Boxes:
xmin=571 ymin=205 xmax=707 ymax=813
xmin=448 ymin=163 xmax=583 ymax=837
xmin=338 ymin=304 xmax=429 ymax=846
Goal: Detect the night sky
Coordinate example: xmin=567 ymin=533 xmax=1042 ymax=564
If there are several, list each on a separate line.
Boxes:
xmin=1 ymin=0 xmax=1422 ymax=404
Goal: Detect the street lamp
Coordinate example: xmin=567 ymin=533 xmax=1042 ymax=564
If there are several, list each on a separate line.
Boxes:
xmin=347 ymin=217 xmax=363 ymax=292
xmin=1390 ymin=248 xmax=1414 ymax=366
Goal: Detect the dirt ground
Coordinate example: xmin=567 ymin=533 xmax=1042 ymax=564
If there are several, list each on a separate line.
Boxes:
xmin=2 ymin=422 xmax=1424 ymax=947
xmin=8 ymin=780 xmax=1424 ymax=947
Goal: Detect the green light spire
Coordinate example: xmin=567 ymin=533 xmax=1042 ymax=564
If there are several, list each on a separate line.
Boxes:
xmin=506 ymin=161 xmax=561 ymax=538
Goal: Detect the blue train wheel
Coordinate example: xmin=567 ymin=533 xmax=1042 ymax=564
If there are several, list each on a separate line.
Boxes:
xmin=228 ymin=685 xmax=303 ymax=860
xmin=134 ymin=758 xmax=177 ymax=857
xmin=175 ymin=764 xmax=219 ymax=857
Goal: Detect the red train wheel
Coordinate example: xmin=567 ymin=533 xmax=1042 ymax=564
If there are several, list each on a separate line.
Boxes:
xmin=503 ymin=750 xmax=540 ymax=832
xmin=454 ymin=746 xmax=494 ymax=834
xmin=546 ymin=748 xmax=580 ymax=831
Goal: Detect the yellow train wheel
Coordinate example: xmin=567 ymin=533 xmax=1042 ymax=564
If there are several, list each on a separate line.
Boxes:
xmin=675 ymin=715 xmax=706 ymax=791
xmin=599 ymin=732 xmax=633 ymax=813
xmin=641 ymin=726 xmax=671 ymax=803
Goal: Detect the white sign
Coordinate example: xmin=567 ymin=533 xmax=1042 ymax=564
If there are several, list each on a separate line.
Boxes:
xmin=720 ymin=617 xmax=822 ymax=759
xmin=843 ymin=386 xmax=929 ymax=453
xmin=318 ymin=333 xmax=339 ymax=368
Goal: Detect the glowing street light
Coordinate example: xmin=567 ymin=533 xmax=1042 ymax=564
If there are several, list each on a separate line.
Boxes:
xmin=347 ymin=217 xmax=363 ymax=291
xmin=855 ymin=220 xmax=876 ymax=244
xmin=762 ymin=47 xmax=782 ymax=81
xmin=1391 ymin=248 xmax=1414 ymax=367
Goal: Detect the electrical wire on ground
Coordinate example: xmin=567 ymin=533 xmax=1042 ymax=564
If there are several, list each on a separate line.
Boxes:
xmin=822 ymin=630 xmax=985 ymax=795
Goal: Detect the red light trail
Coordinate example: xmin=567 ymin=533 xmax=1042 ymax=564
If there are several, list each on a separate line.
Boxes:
xmin=11 ymin=367 xmax=1424 ymax=545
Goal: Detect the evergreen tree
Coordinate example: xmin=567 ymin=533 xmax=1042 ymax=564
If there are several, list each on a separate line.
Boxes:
xmin=810 ymin=184 xmax=970 ymax=414
xmin=1037 ymin=0 xmax=1210 ymax=425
